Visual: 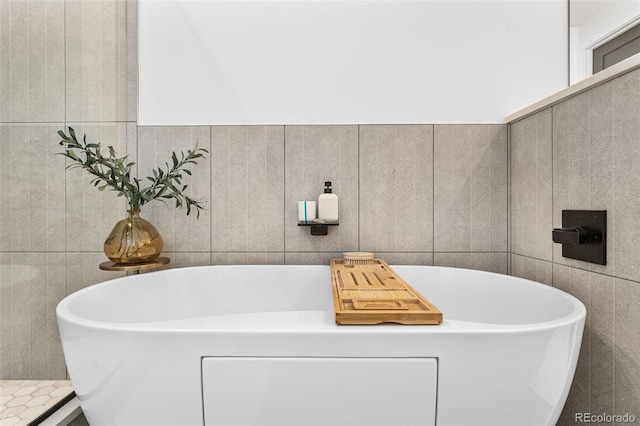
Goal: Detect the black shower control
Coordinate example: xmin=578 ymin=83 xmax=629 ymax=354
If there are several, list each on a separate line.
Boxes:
xmin=552 ymin=210 xmax=606 ymax=265
xmin=552 ymin=226 xmax=589 ymax=245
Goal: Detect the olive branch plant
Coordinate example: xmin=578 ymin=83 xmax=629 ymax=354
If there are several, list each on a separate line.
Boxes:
xmin=58 ymin=127 xmax=208 ymax=217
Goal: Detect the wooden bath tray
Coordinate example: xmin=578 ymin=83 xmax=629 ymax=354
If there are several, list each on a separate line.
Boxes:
xmin=330 ymin=258 xmax=443 ymax=325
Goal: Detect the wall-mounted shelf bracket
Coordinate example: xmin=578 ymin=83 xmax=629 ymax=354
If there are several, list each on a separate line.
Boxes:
xmin=298 ymin=221 xmax=339 ymax=236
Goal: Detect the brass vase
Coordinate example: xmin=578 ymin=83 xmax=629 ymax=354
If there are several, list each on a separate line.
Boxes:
xmin=104 ymin=209 xmax=164 ymax=264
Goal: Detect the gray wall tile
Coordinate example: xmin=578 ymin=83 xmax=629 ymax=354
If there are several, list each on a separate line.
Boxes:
xmin=1 ymin=0 xmax=65 ymax=121
xmin=0 ymin=126 xmax=8 ymax=251
xmin=510 ymin=119 xmax=525 ymax=256
xmin=66 ymin=252 xmax=124 ymax=296
xmin=490 ymin=125 xmax=509 ymax=252
xmin=64 ymin=0 xmax=82 ymax=121
xmin=0 ymin=253 xmax=11 ymax=378
xmin=149 ymin=252 xmax=212 ymax=271
xmin=33 ymin=125 xmax=67 ymax=252
xmin=613 ymin=70 xmax=640 ymax=283
xmin=211 ymin=126 xmax=285 ymax=252
xmin=137 ymin=126 xmax=211 ymax=252
xmin=0 ymin=0 xmax=8 ymax=120
xmin=2 ymin=0 xmax=28 ymax=122
xmin=64 ymin=124 xmax=127 ymax=254
xmin=0 ymin=124 xmax=66 ymax=252
xmin=27 ymin=1 xmax=48 ymax=122
xmin=590 ymin=273 xmax=614 ymax=416
xmin=65 ymin=0 xmax=126 ymax=122
xmin=126 ymin=0 xmax=137 ymax=121
xmin=10 ymin=254 xmax=34 ymax=379
xmin=360 ymin=125 xmax=433 ymax=253
xmin=434 ymin=125 xmax=472 ymax=252
xmin=614 ymin=278 xmax=640 ymax=417
xmin=285 ymin=125 xmax=358 ymax=252
xmin=511 ymin=109 xmax=553 ymax=261
xmin=552 ymin=88 xmax=616 ymax=274
xmin=0 ymin=253 xmax=67 ymax=379
xmin=211 ymin=252 xmax=285 ymax=266
xmin=434 ymin=252 xmax=508 ymax=274
xmin=535 ymin=109 xmax=553 ymax=262
xmin=284 ymin=252 xmax=343 ymax=265
xmin=589 ymin=82 xmax=614 ymax=276
xmin=434 ymin=125 xmax=507 ymax=253
xmin=511 ymin=254 xmax=552 ymax=285
xmin=30 ymin=1 xmax=65 ymax=122
xmin=377 ymin=252 xmax=433 ymax=266
xmin=46 ymin=0 xmax=66 ymax=122
xmin=30 ymin=253 xmax=67 ymax=379
xmin=8 ymin=125 xmax=31 ymax=251
xmin=553 ymin=99 xmax=590 ymax=271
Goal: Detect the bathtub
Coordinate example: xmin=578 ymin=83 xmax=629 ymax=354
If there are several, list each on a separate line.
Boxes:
xmin=56 ymin=265 xmax=585 ymax=426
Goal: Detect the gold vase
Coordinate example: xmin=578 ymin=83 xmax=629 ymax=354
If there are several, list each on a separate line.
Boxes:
xmin=103 ymin=209 xmax=164 ymax=264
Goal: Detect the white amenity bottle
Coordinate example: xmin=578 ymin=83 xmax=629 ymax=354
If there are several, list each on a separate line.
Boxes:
xmin=318 ymin=181 xmax=339 ymax=222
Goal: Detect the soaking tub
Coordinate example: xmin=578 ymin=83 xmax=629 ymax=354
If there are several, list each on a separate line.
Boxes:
xmin=56 ymin=265 xmax=585 ymax=426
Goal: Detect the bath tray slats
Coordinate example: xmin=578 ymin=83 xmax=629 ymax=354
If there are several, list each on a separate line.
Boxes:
xmin=330 ymin=259 xmax=443 ymax=325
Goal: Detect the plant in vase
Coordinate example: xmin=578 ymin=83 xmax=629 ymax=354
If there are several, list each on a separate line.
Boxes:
xmin=58 ymin=127 xmax=208 ymax=265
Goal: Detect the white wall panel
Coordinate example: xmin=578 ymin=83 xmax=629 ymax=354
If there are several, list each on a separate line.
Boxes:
xmin=139 ymin=0 xmax=567 ymax=124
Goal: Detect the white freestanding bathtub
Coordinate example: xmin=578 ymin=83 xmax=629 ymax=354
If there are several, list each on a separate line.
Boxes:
xmin=56 ymin=265 xmax=585 ymax=426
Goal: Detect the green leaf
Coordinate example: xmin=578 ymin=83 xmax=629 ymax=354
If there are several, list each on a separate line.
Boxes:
xmin=58 ymin=129 xmax=208 ymax=219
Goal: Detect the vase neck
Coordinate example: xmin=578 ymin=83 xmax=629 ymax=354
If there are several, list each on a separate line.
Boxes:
xmin=127 ymin=209 xmax=141 ymax=219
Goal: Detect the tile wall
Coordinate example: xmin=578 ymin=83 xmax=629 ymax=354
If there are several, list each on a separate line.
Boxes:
xmin=0 ymin=0 xmax=508 ymax=382
xmin=510 ymin=68 xmax=640 ymax=424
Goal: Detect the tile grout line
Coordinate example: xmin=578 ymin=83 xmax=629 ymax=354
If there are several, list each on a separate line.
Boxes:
xmin=283 ymin=126 xmax=287 ymax=263
xmin=550 ymin=107 xmax=554 ymax=288
xmin=611 ymin=74 xmax=616 ymax=418
xmin=412 ymin=126 xmax=418 ymax=259
xmin=433 ymin=126 xmax=440 ymax=262
xmin=357 ymin=125 xmax=360 ymax=252
xmin=245 ymin=127 xmax=248 ymax=255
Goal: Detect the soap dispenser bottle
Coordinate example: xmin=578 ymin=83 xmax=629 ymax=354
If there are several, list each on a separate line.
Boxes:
xmin=318 ymin=181 xmax=339 ymax=222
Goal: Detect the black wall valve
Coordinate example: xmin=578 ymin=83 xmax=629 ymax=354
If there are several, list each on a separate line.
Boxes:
xmin=552 ymin=210 xmax=606 ymax=265
xmin=552 ymin=226 xmax=590 ymax=245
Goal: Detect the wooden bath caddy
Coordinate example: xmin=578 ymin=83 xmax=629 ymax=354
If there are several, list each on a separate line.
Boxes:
xmin=330 ymin=258 xmax=443 ymax=325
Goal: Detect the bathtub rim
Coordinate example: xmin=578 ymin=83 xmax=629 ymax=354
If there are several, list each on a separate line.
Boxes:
xmin=56 ymin=264 xmax=586 ymax=334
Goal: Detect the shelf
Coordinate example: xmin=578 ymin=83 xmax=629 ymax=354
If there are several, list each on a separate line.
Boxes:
xmin=298 ymin=221 xmax=339 ymax=235
xmin=99 ymin=256 xmax=170 ymax=275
